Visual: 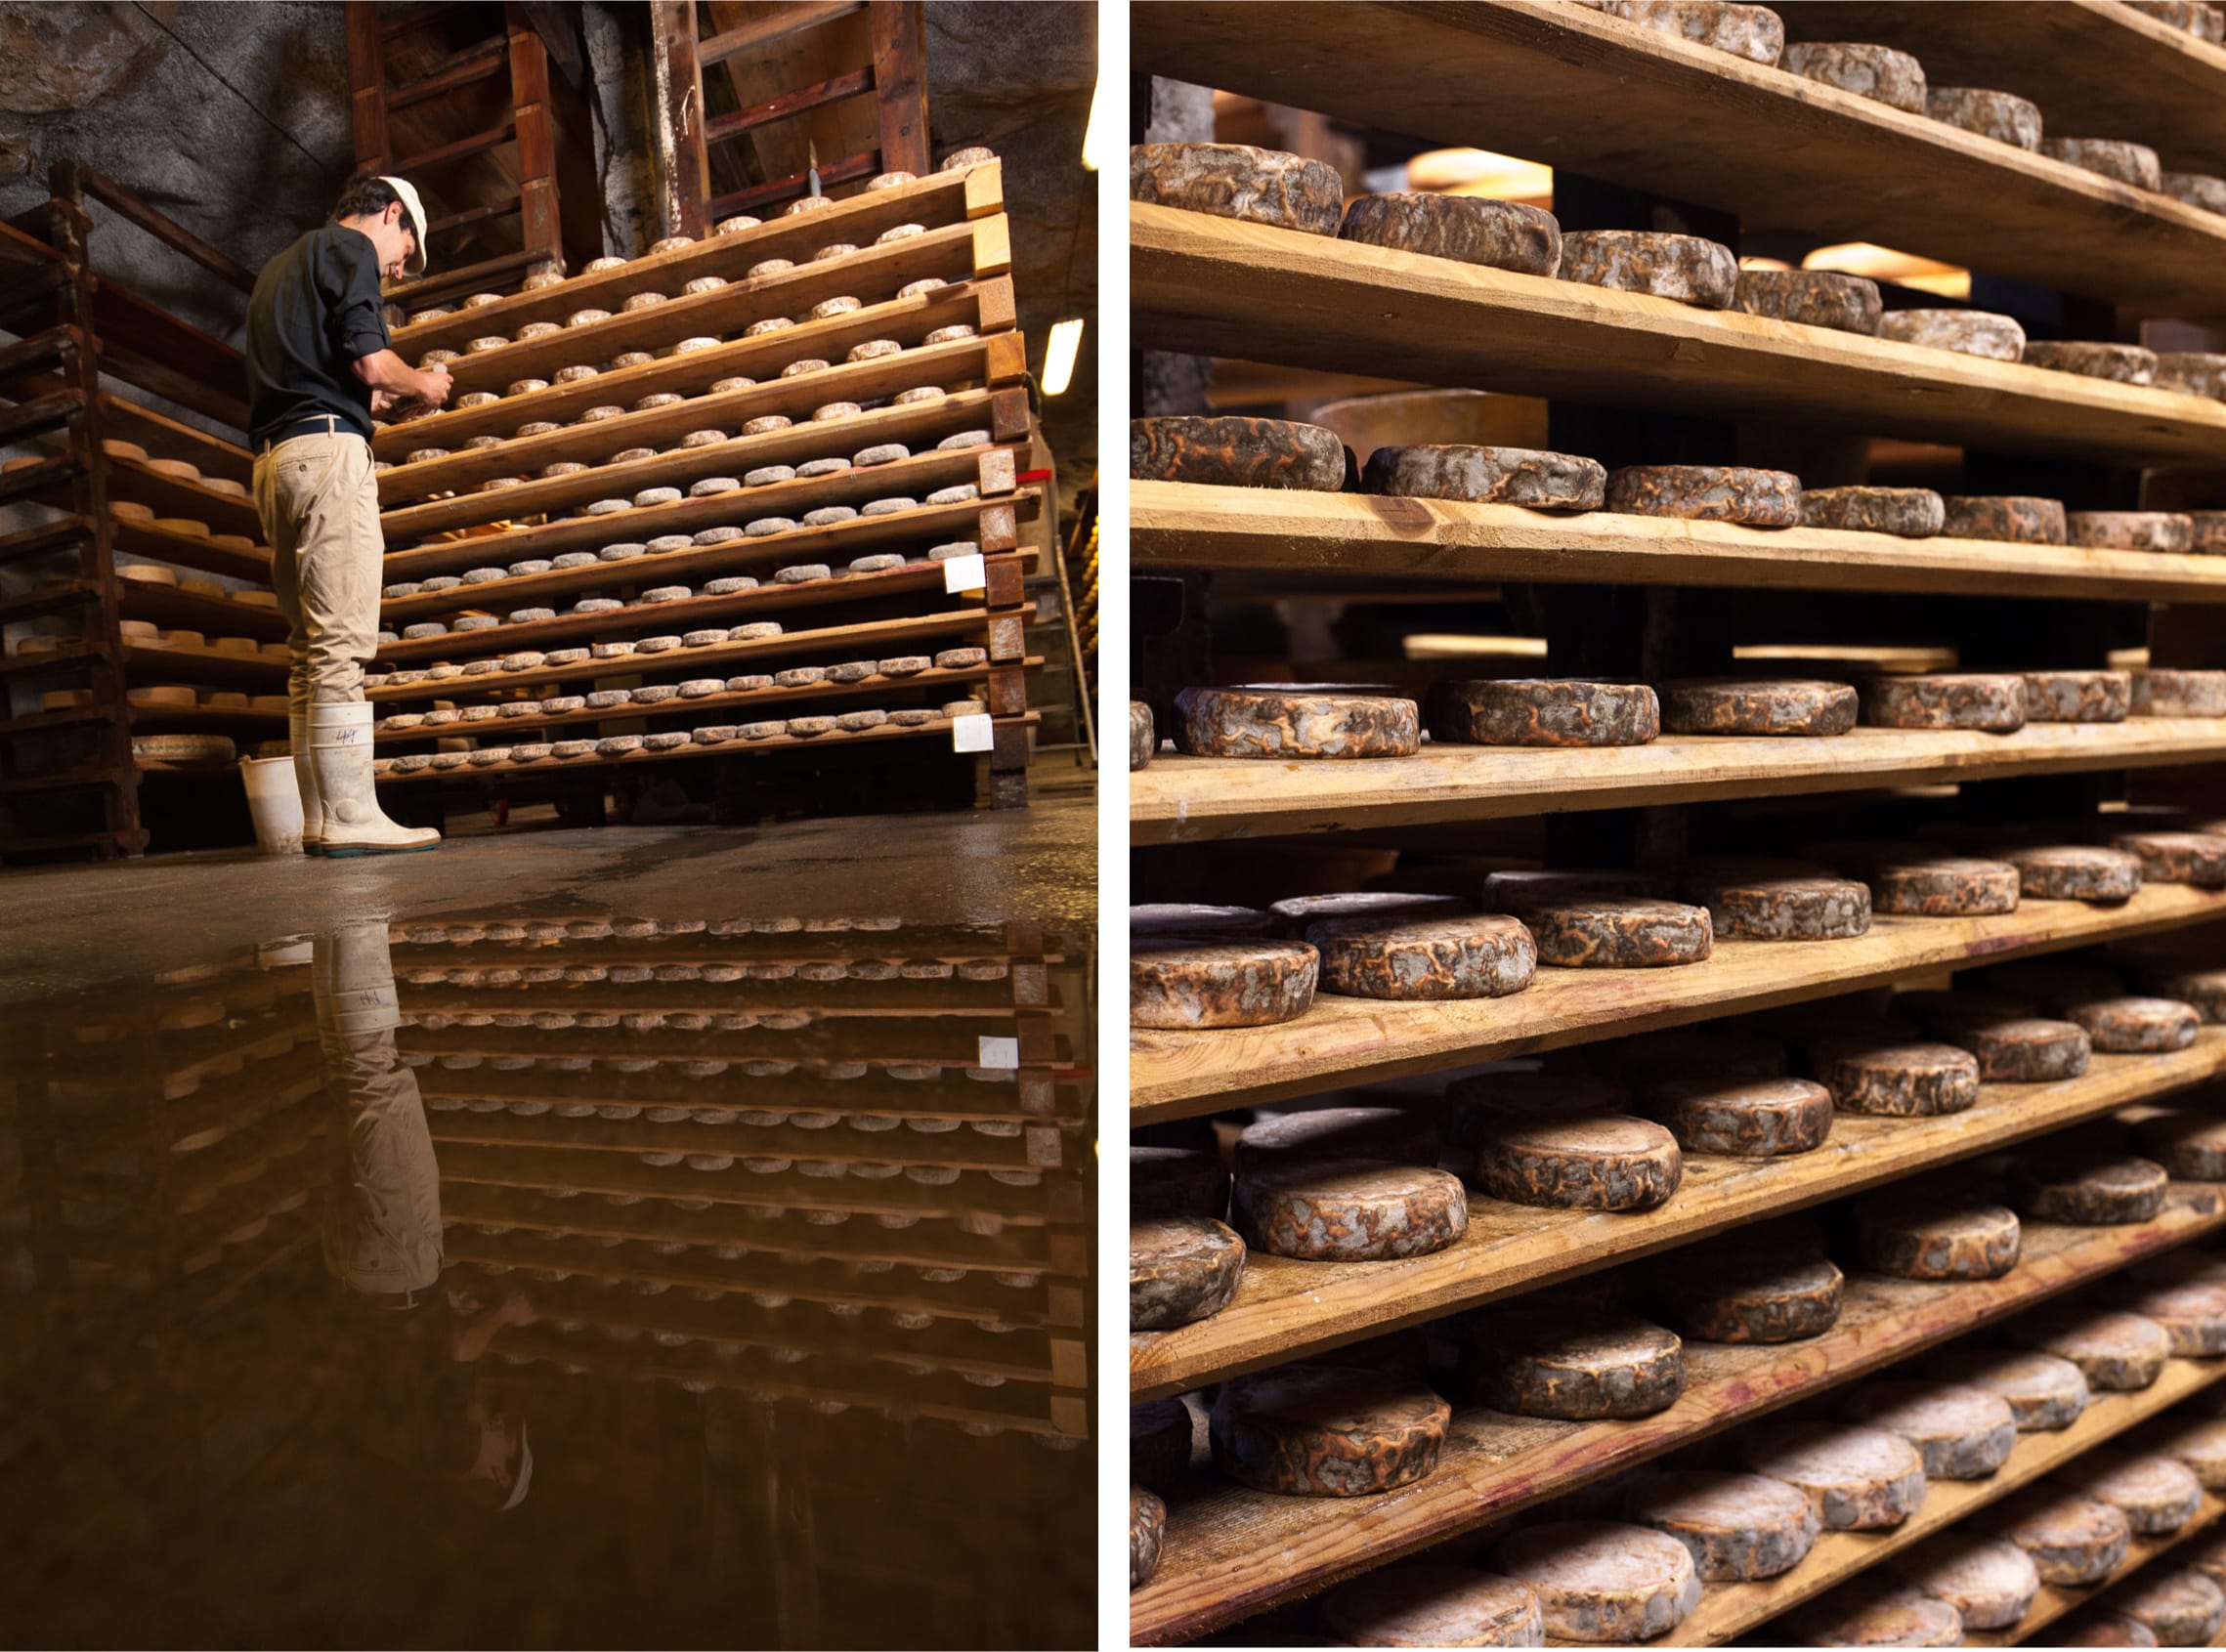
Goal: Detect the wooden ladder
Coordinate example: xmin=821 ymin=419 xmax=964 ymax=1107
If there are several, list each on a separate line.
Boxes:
xmin=647 ymin=1 xmax=929 ymax=239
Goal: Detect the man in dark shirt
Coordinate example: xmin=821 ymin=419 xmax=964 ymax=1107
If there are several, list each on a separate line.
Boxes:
xmin=246 ymin=174 xmax=452 ymax=856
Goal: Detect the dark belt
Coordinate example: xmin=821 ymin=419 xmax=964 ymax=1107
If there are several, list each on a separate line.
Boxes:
xmin=257 ymin=413 xmax=365 ymax=454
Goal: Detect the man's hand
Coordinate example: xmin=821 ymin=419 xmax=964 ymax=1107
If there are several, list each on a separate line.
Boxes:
xmin=412 ymin=365 xmax=452 ymax=411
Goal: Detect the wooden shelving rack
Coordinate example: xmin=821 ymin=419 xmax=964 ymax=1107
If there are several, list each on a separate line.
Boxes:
xmin=1131 ymin=1 xmax=2226 ymax=1644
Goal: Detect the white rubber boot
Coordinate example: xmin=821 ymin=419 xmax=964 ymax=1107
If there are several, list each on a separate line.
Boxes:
xmin=312 ymin=919 xmax=402 ymax=1036
xmin=291 ymin=701 xmax=323 ymax=856
xmin=311 ymin=701 xmax=441 ymax=857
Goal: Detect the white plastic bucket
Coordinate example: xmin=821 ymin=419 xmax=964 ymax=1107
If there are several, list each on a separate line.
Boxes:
xmin=240 ymin=754 xmax=305 ymax=855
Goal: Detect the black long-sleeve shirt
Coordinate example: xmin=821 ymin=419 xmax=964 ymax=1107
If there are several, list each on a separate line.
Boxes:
xmin=244 ymin=224 xmax=391 ymax=447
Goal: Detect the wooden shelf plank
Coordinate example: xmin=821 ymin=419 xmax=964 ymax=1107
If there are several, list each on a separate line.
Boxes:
xmin=1131 ymin=1192 xmax=2226 ymax=1646
xmin=116 ymin=582 xmax=285 ymax=641
xmin=120 ymin=640 xmax=283 ymax=690
xmin=1132 ymin=719 xmax=2226 ymax=847
xmin=1133 ymin=1026 xmax=2226 ymax=1401
xmin=1133 ymin=1 xmax=2226 ymax=319
xmin=1961 ymin=1492 xmax=2226 ymax=1647
xmin=1134 ymin=480 xmax=2226 ymax=606
xmin=99 ymin=455 xmax=259 ymax=539
xmin=1133 ymin=203 xmax=2226 ymax=468
xmin=109 ymin=516 xmax=271 ymax=584
xmin=98 ymin=394 xmax=250 ymax=485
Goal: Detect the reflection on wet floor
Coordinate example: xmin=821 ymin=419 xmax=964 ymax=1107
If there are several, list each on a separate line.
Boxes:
xmin=1 ymin=909 xmax=1094 ymax=1649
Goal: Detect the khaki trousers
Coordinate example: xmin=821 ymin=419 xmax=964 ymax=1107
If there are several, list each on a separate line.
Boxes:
xmin=252 ymin=425 xmax=383 ymax=704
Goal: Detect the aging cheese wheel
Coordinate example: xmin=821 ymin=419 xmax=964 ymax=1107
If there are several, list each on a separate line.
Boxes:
xmin=1131 ymin=700 xmax=1155 ymax=770
xmin=1209 ymin=1365 xmax=1450 ymax=1497
xmin=2006 ymin=844 xmax=2144 ymax=902
xmin=1942 ymin=494 xmax=2068 ymax=544
xmin=2194 ymin=514 xmax=2226 ymax=554
xmin=1646 ymin=1076 xmax=1834 ymax=1158
xmin=1685 ymin=864 xmax=1870 ymax=941
xmin=2016 ymin=1152 xmax=2169 ymax=1223
xmin=1133 ymin=902 xmax=1281 ymax=939
xmin=1984 ymin=1492 xmax=2131 ymax=1585
xmin=2023 ymin=668 xmax=2133 ymax=723
xmin=1819 ymin=1040 xmax=1981 ymax=1117
xmin=1800 ymin=486 xmax=1944 ymax=536
xmin=1319 ymin=1565 xmax=1547 ymax=1648
xmin=2012 ymin=1308 xmax=2172 ymax=1390
xmin=1131 ymin=937 xmax=1318 ymax=1029
xmin=1862 ymin=672 xmax=2026 ymax=731
xmin=2040 ymin=137 xmax=2163 ymax=191
xmin=1658 ymin=676 xmax=1859 ymax=736
xmin=1624 ymin=1470 xmax=1820 ymax=1581
xmin=2118 ymin=1571 xmax=2226 ymax=1647
xmin=1132 ymin=1396 xmax=1196 ymax=1491
xmin=2069 ymin=511 xmax=2196 ymax=553
xmin=1840 ymin=1381 xmax=2018 ymax=1479
xmin=1738 ymin=1422 xmax=1929 ymax=1530
xmin=2056 ymin=1614 xmax=2162 ymax=1648
xmin=1425 ymin=678 xmax=1658 ymax=747
xmin=1938 ymin=1016 xmax=2091 ymax=1083
xmin=1514 ymin=899 xmax=1712 ymax=968
xmin=2058 ymin=1451 xmax=2205 ymax=1535
xmin=1131 ymin=415 xmax=1346 ymax=491
xmin=2144 ymin=966 xmax=2226 ymax=1019
xmin=2067 ymin=997 xmax=2200 ymax=1052
xmin=1662 ymin=1250 xmax=1843 ymax=1340
xmin=2161 ymin=354 xmax=2226 ymax=400
xmin=1306 ymin=911 xmax=1536 ymax=1000
xmin=2023 ymin=340 xmax=2160 ymax=384
xmin=1234 ymin=1106 xmax=1437 ymax=1171
xmin=2134 ymin=1109 xmax=2226 ymax=1178
xmin=1129 ymin=142 xmax=1344 ymax=234
xmin=1132 ymin=1486 xmax=1166 ymax=1590
xmin=1858 ymin=853 xmax=2022 ymax=915
xmin=1605 ymin=463 xmax=1801 ymax=525
xmin=1558 ymin=230 xmax=1736 ymax=308
xmin=1494 ymin=1521 xmax=1702 ymax=1644
xmin=2112 ymin=830 xmax=2226 ymax=886
xmin=1134 ymin=1145 xmax=1227 ymax=1219
xmin=1880 ymin=308 xmax=2026 ymax=360
xmin=1361 ymin=443 xmax=1605 ymax=509
xmin=2135 ymin=0 xmax=2226 ymax=41
xmin=1173 ymin=685 xmax=1420 ymax=759
xmin=1733 ymin=269 xmax=1883 ymax=335
xmin=1788 ymin=1581 xmax=1966 ymax=1647
xmin=1474 ymin=1311 xmax=1685 ymax=1419
xmin=1340 ymin=192 xmax=1562 ymax=276
xmin=1130 ymin=1213 xmax=1245 ymax=1330
xmin=1928 ymin=1349 xmax=2089 ymax=1430
xmin=1471 ymin=1114 xmax=1683 ymax=1210
xmin=1928 ymin=86 xmax=2043 ymax=149
xmin=2122 ymin=1282 xmax=2226 ymax=1358
xmin=1236 ymin=1158 xmax=1469 ymax=1261
xmin=1856 ymin=1197 xmax=2021 ymax=1279
xmin=1781 ymin=41 xmax=1927 ymax=111
xmin=1600 ymin=0 xmax=1786 ymax=65
xmin=2133 ymin=668 xmax=2226 ymax=716
xmin=1895 ymin=1535 xmax=2040 ymax=1631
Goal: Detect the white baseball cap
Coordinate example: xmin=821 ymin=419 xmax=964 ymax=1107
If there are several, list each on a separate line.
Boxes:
xmin=379 ymin=174 xmax=429 ymax=275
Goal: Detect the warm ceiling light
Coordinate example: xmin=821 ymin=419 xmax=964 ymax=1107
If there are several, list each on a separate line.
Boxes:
xmin=1043 ymin=318 xmax=1084 ymax=395
xmin=1406 ymin=147 xmax=1553 ymax=203
xmin=1081 ymin=75 xmax=1109 ymax=172
xmin=1738 ymin=255 xmax=1794 ymax=272
xmin=1803 ymin=241 xmax=1972 ymax=298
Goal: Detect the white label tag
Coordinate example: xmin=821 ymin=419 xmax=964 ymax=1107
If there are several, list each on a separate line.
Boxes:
xmin=941 ymin=552 xmax=986 ymax=593
xmin=951 ymin=713 xmax=993 ymax=752
xmin=977 ymin=1035 xmax=1019 ymax=1070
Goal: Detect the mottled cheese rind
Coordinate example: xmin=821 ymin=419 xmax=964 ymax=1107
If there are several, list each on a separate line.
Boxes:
xmin=2066 ymin=997 xmax=2200 ymax=1054
xmin=1624 ymin=1470 xmax=1821 ymax=1581
xmin=1362 ymin=444 xmax=1605 ymax=509
xmin=1131 ymin=1213 xmax=1246 ymax=1330
xmin=1928 ymin=1350 xmax=2090 ymax=1431
xmin=1474 ymin=1311 xmax=1687 ymax=1419
xmin=1689 ymin=870 xmax=1871 ymax=941
xmin=1130 ymin=142 xmax=1345 ymax=233
xmin=2007 ymin=845 xmax=2145 ymax=902
xmin=1879 ymin=308 xmax=2027 ymax=360
xmin=2133 ymin=668 xmax=2226 ymax=716
xmin=1857 ymin=1199 xmax=2021 ymax=1280
xmin=1786 ymin=1582 xmax=1965 ymax=1647
xmin=1306 ymin=911 xmax=1538 ymax=1000
xmin=1425 ymin=679 xmax=1659 ymax=747
xmin=2058 ymin=1450 xmax=2206 ymax=1535
xmin=1471 ymin=1114 xmax=1684 ymax=1211
xmin=1894 ymin=1535 xmax=2041 ymax=1631
xmin=1600 ymin=0 xmax=1786 ymax=64
xmin=1658 ymin=677 xmax=1859 ymax=736
xmin=1781 ymin=41 xmax=1927 ymax=111
xmin=1130 ymin=937 xmax=1318 ymax=1029
xmin=1819 ymin=1040 xmax=1982 ymax=1118
xmin=2023 ymin=340 xmax=2159 ymax=384
xmin=1734 ymin=270 xmax=1883 ymax=335
xmin=1318 ymin=1565 xmax=1548 ymax=1648
xmin=1131 ymin=1487 xmax=1166 ymax=1590
xmin=1927 ymin=87 xmax=2043 ymax=149
xmin=1340 ymin=192 xmax=1563 ymax=276
xmin=2134 ymin=1109 xmax=2226 ymax=1179
xmin=1131 ymin=415 xmax=1347 ymax=491
xmin=1841 ymin=1381 xmax=2019 ymax=1479
xmin=1800 ymin=486 xmax=1944 ymax=536
xmin=1559 ymin=231 xmax=1737 ymax=309
xmin=2068 ymin=511 xmax=2195 ymax=552
xmin=1941 ymin=494 xmax=2068 ymax=544
xmin=1933 ymin=1015 xmax=2091 ymax=1083
xmin=1210 ymin=1365 xmax=1451 ymax=1498
xmin=1494 ymin=1521 xmax=1704 ymax=1644
xmin=1663 ymin=1251 xmax=1843 ymax=1341
xmin=1236 ymin=1158 xmax=1471 ymax=1261
xmin=1861 ymin=672 xmax=2026 ymax=732
xmin=1173 ymin=685 xmax=1421 ymax=759
xmin=1985 ymin=1493 xmax=2131 ymax=1585
xmin=1605 ymin=463 xmax=1801 ymax=526
xmin=1647 ymin=1077 xmax=1835 ymax=1159
xmin=2012 ymin=1310 xmax=2173 ymax=1391
xmin=1738 ymin=1422 xmax=1930 ymax=1531
xmin=1516 ymin=899 xmax=1714 ymax=968
xmin=2022 ymin=669 xmax=2132 ymax=724
xmin=1130 ymin=700 xmax=1155 ymax=770
xmin=2118 ymin=1571 xmax=2226 ymax=1646
xmin=2112 ymin=830 xmax=2226 ymax=887
xmin=2040 ymin=137 xmax=2164 ymax=191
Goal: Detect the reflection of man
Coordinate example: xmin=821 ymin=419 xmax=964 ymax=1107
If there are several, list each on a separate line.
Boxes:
xmin=313 ymin=921 xmax=535 ymax=1506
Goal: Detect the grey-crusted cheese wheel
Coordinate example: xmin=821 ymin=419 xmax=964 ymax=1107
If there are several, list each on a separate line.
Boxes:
xmin=1132 ymin=1397 xmax=1194 ymax=1491
xmin=1781 ymin=41 xmax=1927 ymax=111
xmin=1942 ymin=494 xmax=2068 ymax=543
xmin=1658 ymin=676 xmax=1859 ymax=736
xmin=1306 ymin=911 xmax=1537 ymax=1000
xmin=1928 ymin=1350 xmax=2089 ymax=1430
xmin=1939 ymin=1016 xmax=2091 ymax=1082
xmin=1664 ymin=1251 xmax=1843 ymax=1341
xmin=2023 ymin=668 xmax=2133 ymax=723
xmin=1604 ymin=0 xmax=1785 ymax=63
xmin=1789 ymin=1582 xmax=1966 ymax=1647
xmin=1985 ymin=1493 xmax=2130 ymax=1584
xmin=2119 ymin=1571 xmax=2226 ymax=1646
xmin=1340 ymin=192 xmax=1562 ymax=276
xmin=1425 ymin=678 xmax=1658 ymax=747
xmin=2194 ymin=514 xmax=2226 ymax=554
xmin=1320 ymin=1566 xmax=1547 ymax=1648
xmin=1209 ymin=1365 xmax=1450 ymax=1497
xmin=1131 ymin=415 xmax=1346 ymax=491
xmin=2147 ymin=967 xmax=2226 ymax=1019
xmin=2015 ymin=1153 xmax=2169 ymax=1223
xmin=2024 ymin=341 xmax=2159 ymax=384
xmin=1605 ymin=463 xmax=1800 ymax=526
xmin=1691 ymin=870 xmax=1870 ymax=941
xmin=1134 ymin=1146 xmax=1227 ymax=1219
xmin=1928 ymin=87 xmax=2043 ymax=150
xmin=1519 ymin=899 xmax=1712 ymax=968
xmin=1739 ymin=1422 xmax=1930 ymax=1530
xmin=2057 ymin=1613 xmax=2162 ymax=1647
xmin=1471 ymin=1114 xmax=1682 ymax=1210
xmin=1271 ymin=890 xmax=1471 ymax=931
xmin=2007 ymin=844 xmax=2144 ymax=901
xmin=1236 ymin=1158 xmax=1469 ymax=1261
xmin=2012 ymin=1309 xmax=2172 ymax=1390
xmin=1132 ymin=902 xmax=1280 ymax=939
xmin=1173 ymin=684 xmax=1420 ymax=758
xmin=1820 ymin=1040 xmax=1981 ymax=1117
xmin=1362 ymin=443 xmax=1605 ymax=509
xmin=2068 ymin=996 xmax=2200 ymax=1052
xmin=2159 ymin=354 xmax=2226 ymax=400
xmin=2113 ymin=830 xmax=2226 ymax=886
xmin=1476 ymin=1312 xmax=1685 ymax=1419
xmin=1131 ymin=700 xmax=1155 ymax=770
xmin=1862 ymin=672 xmax=2026 ymax=731
xmin=1865 ymin=856 xmax=2023 ymax=915
xmin=2134 ymin=1109 xmax=2226 ymax=1178
xmin=1895 ymin=1535 xmax=2040 ymax=1631
xmin=1857 ymin=1198 xmax=2020 ymax=1280
xmin=1130 ymin=1214 xmax=1245 ymax=1330
xmin=1495 ymin=1521 xmax=1701 ymax=1644
xmin=2123 ymin=1282 xmax=2226 ymax=1358
xmin=1880 ymin=308 xmax=2027 ymax=360
xmin=1132 ymin=1486 xmax=1165 ymax=1589
xmin=1840 ymin=1381 xmax=2018 ymax=1479
xmin=1129 ymin=142 xmax=1343 ymax=233
xmin=2133 ymin=668 xmax=2226 ymax=716
xmin=1234 ymin=1106 xmax=1437 ymax=1172
xmin=2070 ymin=511 xmax=2196 ymax=552
xmin=2040 ymin=137 xmax=2163 ymax=190
xmin=1558 ymin=230 xmax=1736 ymax=308
xmin=1131 ymin=937 xmax=1317 ymax=1029
xmin=1801 ymin=486 xmax=1944 ymax=536
xmin=1648 ymin=1076 xmax=1835 ymax=1159
xmin=1733 ymin=269 xmax=1883 ymax=335
xmin=1624 ymin=1470 xmax=1820 ymax=1581
xmin=2059 ymin=1451 xmax=2205 ymax=1535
